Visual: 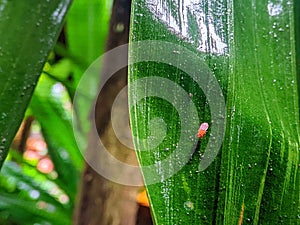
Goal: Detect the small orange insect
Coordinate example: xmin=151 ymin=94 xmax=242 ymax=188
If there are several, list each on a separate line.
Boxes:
xmin=197 ymin=122 xmax=209 ymax=138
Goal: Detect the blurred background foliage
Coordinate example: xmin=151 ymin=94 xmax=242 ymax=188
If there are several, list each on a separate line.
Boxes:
xmin=0 ymin=0 xmax=112 ymax=224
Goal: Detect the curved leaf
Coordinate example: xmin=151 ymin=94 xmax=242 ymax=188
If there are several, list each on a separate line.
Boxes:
xmin=30 ymin=74 xmax=83 ymax=201
xmin=0 ymin=161 xmax=71 ymax=225
xmin=0 ymin=0 xmax=72 ymax=168
xmin=129 ymin=0 xmax=299 ymax=224
xmin=66 ymin=0 xmax=113 ymax=140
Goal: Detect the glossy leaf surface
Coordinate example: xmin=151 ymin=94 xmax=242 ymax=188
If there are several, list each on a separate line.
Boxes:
xmin=129 ymin=0 xmax=299 ymax=224
xmin=0 ymin=0 xmax=71 ymax=168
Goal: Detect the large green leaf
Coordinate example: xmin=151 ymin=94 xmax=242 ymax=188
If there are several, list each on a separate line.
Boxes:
xmin=0 ymin=0 xmax=72 ymax=169
xmin=129 ymin=0 xmax=299 ymax=224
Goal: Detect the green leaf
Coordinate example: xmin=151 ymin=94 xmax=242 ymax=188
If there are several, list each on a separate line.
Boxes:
xmin=66 ymin=0 xmax=112 ymax=77
xmin=129 ymin=0 xmax=299 ymax=224
xmin=0 ymin=193 xmax=70 ymax=225
xmin=0 ymin=0 xmax=72 ymax=169
xmin=1 ymin=160 xmax=68 ymax=209
xmin=30 ymin=74 xmax=83 ymax=201
xmin=65 ymin=0 xmax=113 ymax=145
xmin=0 ymin=161 xmax=71 ymax=225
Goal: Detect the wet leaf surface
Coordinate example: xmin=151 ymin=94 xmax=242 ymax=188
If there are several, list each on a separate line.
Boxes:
xmin=0 ymin=0 xmax=72 ymax=168
xmin=129 ymin=0 xmax=299 ymax=224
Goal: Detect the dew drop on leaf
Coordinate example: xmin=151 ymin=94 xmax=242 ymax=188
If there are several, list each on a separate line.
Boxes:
xmin=184 ymin=201 xmax=194 ymax=211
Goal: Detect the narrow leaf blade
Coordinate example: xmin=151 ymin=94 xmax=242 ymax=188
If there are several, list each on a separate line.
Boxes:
xmin=0 ymin=0 xmax=72 ymax=168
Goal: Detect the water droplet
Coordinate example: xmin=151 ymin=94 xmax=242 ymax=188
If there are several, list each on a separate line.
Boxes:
xmin=184 ymin=201 xmax=194 ymax=211
xmin=29 ymin=190 xmax=40 ymax=199
xmin=36 ymin=20 xmax=41 ymax=27
xmin=59 ymin=149 xmax=69 ymax=160
xmin=267 ymin=3 xmax=283 ymax=16
xmin=1 ymin=113 xmax=7 ymax=119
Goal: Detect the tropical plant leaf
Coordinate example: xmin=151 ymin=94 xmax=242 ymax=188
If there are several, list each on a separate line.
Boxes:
xmin=0 ymin=161 xmax=71 ymax=225
xmin=66 ymin=0 xmax=112 ymax=89
xmin=0 ymin=0 xmax=72 ymax=169
xmin=129 ymin=0 xmax=299 ymax=224
xmin=1 ymin=160 xmax=69 ymax=209
xmin=65 ymin=0 xmax=113 ymax=143
xmin=0 ymin=193 xmax=70 ymax=225
xmin=29 ymin=73 xmax=83 ymax=201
